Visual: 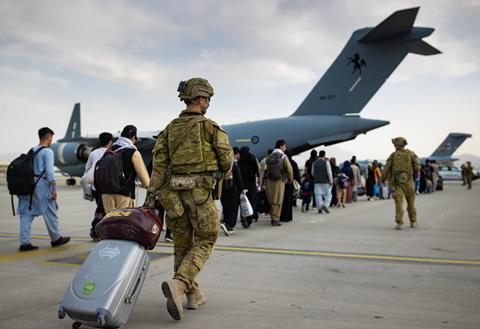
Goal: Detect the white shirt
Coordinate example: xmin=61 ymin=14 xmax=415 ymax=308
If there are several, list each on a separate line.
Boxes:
xmin=83 ymin=147 xmax=108 ymax=191
xmin=84 ymin=147 xmax=108 ymax=174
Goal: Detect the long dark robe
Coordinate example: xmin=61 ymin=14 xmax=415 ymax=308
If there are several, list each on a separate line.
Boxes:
xmin=221 ymin=162 xmax=246 ymax=229
xmin=280 ymin=183 xmax=293 ymax=222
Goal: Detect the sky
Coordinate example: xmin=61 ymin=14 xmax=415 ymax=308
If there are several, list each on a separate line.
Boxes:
xmin=1 ymin=0 xmax=479 ymax=164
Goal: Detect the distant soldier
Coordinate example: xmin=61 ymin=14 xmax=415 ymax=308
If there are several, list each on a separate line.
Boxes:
xmin=146 ymin=78 xmax=233 ymax=320
xmin=465 ymin=161 xmax=474 ymax=189
xmin=460 ymin=163 xmax=467 ymax=186
xmin=381 ymin=137 xmax=421 ymax=230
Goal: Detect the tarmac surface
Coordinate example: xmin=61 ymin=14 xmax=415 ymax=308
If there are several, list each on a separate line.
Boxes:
xmin=0 ymin=181 xmax=479 ymax=329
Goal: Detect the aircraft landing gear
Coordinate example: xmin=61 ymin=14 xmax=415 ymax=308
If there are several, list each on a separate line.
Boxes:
xmin=66 ymin=178 xmax=77 ymax=186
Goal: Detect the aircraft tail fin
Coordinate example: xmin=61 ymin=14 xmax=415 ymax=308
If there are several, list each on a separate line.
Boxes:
xmin=62 ymin=103 xmax=81 ymax=141
xmin=292 ymin=7 xmax=440 ymax=117
xmin=358 ymin=7 xmax=419 ymax=43
xmin=430 ymin=133 xmax=472 ymax=158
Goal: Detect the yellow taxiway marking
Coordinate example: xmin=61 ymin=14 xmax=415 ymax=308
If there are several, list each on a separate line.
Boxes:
xmin=1 ymin=233 xmax=479 ymax=266
xmin=0 ymin=245 xmax=75 ymax=263
xmin=213 ymin=246 xmax=480 ymax=266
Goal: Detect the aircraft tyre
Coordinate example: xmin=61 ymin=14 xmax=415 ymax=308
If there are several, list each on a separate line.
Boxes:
xmin=66 ymin=178 xmax=76 ymax=186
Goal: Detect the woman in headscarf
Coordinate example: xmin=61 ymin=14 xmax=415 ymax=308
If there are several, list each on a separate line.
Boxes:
xmin=280 ymin=149 xmax=300 ymax=222
xmin=365 ymin=162 xmax=375 ymax=201
xmin=329 ymin=157 xmax=339 ymax=207
xmin=238 ymin=146 xmax=260 ymax=228
xmin=341 ymin=160 xmax=354 ymax=203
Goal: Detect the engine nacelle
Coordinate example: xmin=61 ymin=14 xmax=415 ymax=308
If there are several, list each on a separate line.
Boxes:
xmin=51 ymin=142 xmax=92 ymax=167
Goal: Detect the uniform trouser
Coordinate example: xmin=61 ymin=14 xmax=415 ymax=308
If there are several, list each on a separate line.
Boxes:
xmin=101 ymin=194 xmax=135 ymax=214
xmin=466 ymin=177 xmax=472 ymax=189
xmin=19 ymin=202 xmax=61 ymax=245
xmin=166 ymin=188 xmax=219 ymax=293
xmin=314 ymin=183 xmax=332 ymax=209
xmin=392 ymin=182 xmax=417 ymax=225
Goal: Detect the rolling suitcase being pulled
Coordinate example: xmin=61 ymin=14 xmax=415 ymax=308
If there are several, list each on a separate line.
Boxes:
xmin=58 ymin=239 xmax=150 ymax=329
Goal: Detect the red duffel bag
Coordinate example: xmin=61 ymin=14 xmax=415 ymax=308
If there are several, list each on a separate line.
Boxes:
xmin=95 ymin=207 xmax=163 ymax=250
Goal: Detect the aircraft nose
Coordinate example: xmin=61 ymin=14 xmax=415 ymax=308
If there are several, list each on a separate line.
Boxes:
xmin=358 ymin=118 xmax=390 ymax=133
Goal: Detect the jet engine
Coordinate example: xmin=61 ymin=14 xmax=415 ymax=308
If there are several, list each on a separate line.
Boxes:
xmin=51 ymin=142 xmax=92 ymax=167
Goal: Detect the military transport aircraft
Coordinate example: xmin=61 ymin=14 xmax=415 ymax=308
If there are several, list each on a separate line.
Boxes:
xmin=51 ymin=7 xmax=440 ymax=185
xmin=422 ymin=132 xmax=472 ymax=164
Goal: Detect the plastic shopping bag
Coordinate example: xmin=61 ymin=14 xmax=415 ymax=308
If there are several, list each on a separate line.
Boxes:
xmin=240 ymin=194 xmax=254 ymax=217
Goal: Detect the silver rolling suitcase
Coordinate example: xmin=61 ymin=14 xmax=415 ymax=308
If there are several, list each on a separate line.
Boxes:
xmin=58 ymin=239 xmax=150 ymax=329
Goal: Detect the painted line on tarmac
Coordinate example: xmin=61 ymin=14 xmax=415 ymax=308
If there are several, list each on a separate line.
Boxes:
xmin=214 ymin=245 xmax=480 ymax=266
xmin=0 ymin=245 xmax=77 ymax=263
xmin=2 ymin=233 xmax=480 ymax=266
xmin=0 ymin=232 xmax=92 ymax=241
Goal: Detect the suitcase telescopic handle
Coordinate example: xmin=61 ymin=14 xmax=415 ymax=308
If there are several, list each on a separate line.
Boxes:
xmin=125 ymin=263 xmax=147 ymax=304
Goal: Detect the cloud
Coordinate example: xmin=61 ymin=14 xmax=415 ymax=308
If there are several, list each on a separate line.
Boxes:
xmin=1 ymin=0 xmax=478 ymax=92
xmin=0 ymin=0 xmax=479 ymax=157
xmin=0 ymin=66 xmax=69 ymax=87
xmin=0 ymin=0 xmax=180 ymax=88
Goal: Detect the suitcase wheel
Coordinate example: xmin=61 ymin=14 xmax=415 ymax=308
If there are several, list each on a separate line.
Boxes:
xmin=97 ymin=314 xmax=106 ymax=326
xmin=72 ymin=322 xmax=82 ymax=329
xmin=57 ymin=307 xmax=65 ymax=319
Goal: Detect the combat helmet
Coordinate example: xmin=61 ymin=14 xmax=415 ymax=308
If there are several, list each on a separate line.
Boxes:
xmin=392 ymin=137 xmax=408 ymax=146
xmin=177 ymin=78 xmax=214 ymax=101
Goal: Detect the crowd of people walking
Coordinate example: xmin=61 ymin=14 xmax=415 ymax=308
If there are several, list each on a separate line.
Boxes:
xmin=218 ymin=139 xmax=470 ymax=236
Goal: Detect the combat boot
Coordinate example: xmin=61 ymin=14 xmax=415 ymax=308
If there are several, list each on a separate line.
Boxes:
xmin=410 ymin=221 xmax=417 ymax=228
xmin=162 ymin=279 xmax=186 ymax=320
xmin=186 ymin=289 xmax=207 ymax=309
xmin=395 ymin=224 xmax=403 ymax=230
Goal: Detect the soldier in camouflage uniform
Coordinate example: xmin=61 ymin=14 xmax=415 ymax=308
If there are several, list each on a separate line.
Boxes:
xmin=147 ymin=78 xmax=233 ymax=320
xmin=381 ymin=137 xmax=421 ymax=230
xmin=465 ymin=161 xmax=474 ymax=189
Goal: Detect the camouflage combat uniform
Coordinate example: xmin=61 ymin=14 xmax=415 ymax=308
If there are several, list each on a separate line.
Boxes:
xmin=382 ymin=137 xmax=421 ymax=228
xmin=465 ymin=162 xmax=474 ymax=189
xmin=148 ymin=111 xmax=232 ymax=293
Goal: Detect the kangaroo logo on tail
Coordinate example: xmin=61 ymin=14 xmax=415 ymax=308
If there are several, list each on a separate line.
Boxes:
xmin=348 ymin=53 xmax=367 ymax=74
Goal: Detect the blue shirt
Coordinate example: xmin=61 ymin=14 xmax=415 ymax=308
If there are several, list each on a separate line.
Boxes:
xmin=17 ymin=146 xmax=58 ymax=215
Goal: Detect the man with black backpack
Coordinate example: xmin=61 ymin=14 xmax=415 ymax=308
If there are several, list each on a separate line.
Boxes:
xmin=9 ymin=127 xmax=70 ymax=252
xmin=94 ymin=125 xmax=150 ymax=213
xmin=81 ymin=132 xmax=113 ymax=241
xmin=265 ymin=139 xmax=293 ymax=226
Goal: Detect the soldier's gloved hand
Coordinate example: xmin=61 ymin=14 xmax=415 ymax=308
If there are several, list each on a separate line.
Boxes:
xmin=144 ymin=191 xmax=156 ymax=208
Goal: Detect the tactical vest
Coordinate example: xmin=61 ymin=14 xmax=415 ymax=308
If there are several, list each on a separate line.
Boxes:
xmin=392 ymin=150 xmax=413 ymax=173
xmin=167 ymin=114 xmax=219 ymax=174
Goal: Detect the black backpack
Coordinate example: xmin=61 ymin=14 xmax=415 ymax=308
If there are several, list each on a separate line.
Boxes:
xmin=94 ymin=148 xmax=129 ymax=194
xmin=266 ymin=153 xmax=284 ymax=180
xmin=7 ymin=147 xmax=45 ymax=215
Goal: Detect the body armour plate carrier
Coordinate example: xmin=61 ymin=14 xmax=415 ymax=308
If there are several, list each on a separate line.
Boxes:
xmin=167 ymin=115 xmax=219 ymax=174
xmin=392 ymin=150 xmax=414 ymax=174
